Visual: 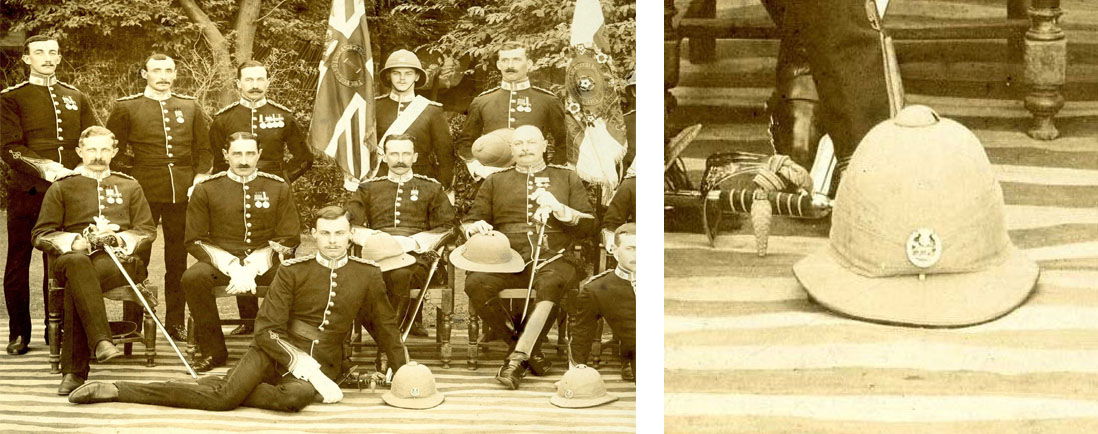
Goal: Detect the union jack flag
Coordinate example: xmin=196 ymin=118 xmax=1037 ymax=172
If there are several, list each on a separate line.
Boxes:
xmin=309 ymin=0 xmax=376 ymax=180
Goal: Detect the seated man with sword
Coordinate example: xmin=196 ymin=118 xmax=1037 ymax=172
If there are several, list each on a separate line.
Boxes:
xmin=30 ymin=126 xmax=159 ymax=395
xmin=67 ymin=205 xmax=408 ymax=411
xmin=458 ymin=125 xmax=596 ymax=390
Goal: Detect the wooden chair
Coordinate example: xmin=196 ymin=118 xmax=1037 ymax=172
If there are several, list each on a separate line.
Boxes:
xmin=184 ymin=286 xmax=268 ymax=358
xmin=47 ymin=277 xmax=158 ymax=374
xmin=466 ymin=287 xmax=578 ymax=370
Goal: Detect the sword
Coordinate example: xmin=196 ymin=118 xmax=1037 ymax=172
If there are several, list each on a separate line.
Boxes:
xmin=400 ymin=244 xmax=447 ymax=343
xmin=520 ymin=219 xmax=548 ymax=324
xmin=103 ymin=246 xmax=198 ymax=378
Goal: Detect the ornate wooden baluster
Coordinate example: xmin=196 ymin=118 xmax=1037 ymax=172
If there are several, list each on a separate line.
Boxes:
xmin=1024 ymin=0 xmax=1066 ymax=140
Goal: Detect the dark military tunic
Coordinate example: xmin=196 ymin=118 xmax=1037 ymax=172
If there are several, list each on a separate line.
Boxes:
xmin=456 ymin=80 xmax=568 ymax=165
xmin=602 ymin=175 xmax=636 ymax=233
xmin=186 ymin=170 xmax=301 ymax=262
xmin=1 ymin=75 xmax=96 ymax=191
xmin=107 ymin=89 xmax=212 ymax=204
xmin=570 ymin=268 xmax=636 ymax=363
xmin=374 ymin=94 xmax=454 ymax=187
xmin=209 ymin=98 xmax=312 ymax=182
xmin=346 ymin=173 xmax=454 ymax=238
xmin=32 ymin=168 xmax=156 ymax=256
xmin=464 ymin=163 xmax=595 ymax=260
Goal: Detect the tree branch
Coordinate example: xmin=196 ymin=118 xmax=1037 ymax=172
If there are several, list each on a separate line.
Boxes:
xmin=178 ymin=0 xmax=235 ymax=104
xmin=234 ymin=0 xmax=262 ymax=62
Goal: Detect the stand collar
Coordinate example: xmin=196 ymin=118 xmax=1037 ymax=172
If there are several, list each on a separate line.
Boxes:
xmin=143 ymin=86 xmax=171 ymax=101
xmin=614 ymin=266 xmax=635 ymax=284
xmin=76 ymin=165 xmax=111 ymax=181
xmin=227 ymin=170 xmax=258 ymax=184
xmin=500 ymin=79 xmax=531 ymax=91
xmin=388 ymin=91 xmax=415 ymax=104
xmin=515 ymin=161 xmax=547 ymax=174
xmin=316 ymin=253 xmax=349 ymax=270
xmin=240 ymin=97 xmax=267 ymax=109
xmin=387 ymin=170 xmax=414 ymax=184
xmin=28 ymin=73 xmax=58 ymax=87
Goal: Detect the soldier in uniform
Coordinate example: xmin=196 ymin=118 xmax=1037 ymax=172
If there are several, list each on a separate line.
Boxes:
xmin=1 ymin=35 xmax=98 ymax=355
xmin=209 ymin=61 xmax=312 ymax=183
xmin=67 ymin=206 xmax=408 ymax=412
xmin=31 ymin=126 xmax=156 ymax=395
xmin=601 ymin=173 xmax=635 ymax=251
xmin=107 ymin=53 xmax=212 ymax=340
xmin=346 ymin=134 xmax=455 ymax=337
xmin=571 ymin=223 xmax=636 ymax=382
xmin=462 ymin=125 xmax=596 ymax=390
xmin=184 ymin=132 xmax=301 ymax=371
xmin=374 ymin=50 xmax=454 ymax=188
xmin=456 ymin=42 xmax=568 ymax=181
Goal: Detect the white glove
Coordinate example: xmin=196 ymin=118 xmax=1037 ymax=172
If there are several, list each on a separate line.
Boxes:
xmin=532 ymin=206 xmax=554 ymax=225
xmin=343 ymin=175 xmax=361 ymax=192
xmin=309 ymin=373 xmax=344 ymax=403
xmin=463 ymin=220 xmax=493 ymax=238
xmin=529 ymin=188 xmax=563 ymax=213
xmin=225 ymin=263 xmax=258 ymax=295
xmin=289 ymin=352 xmax=322 ymax=380
xmin=43 ymin=162 xmax=74 ymax=182
xmin=602 ymin=228 xmax=616 ymax=254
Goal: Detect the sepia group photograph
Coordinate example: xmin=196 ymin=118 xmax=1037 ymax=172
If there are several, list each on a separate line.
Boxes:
xmin=664 ymin=0 xmax=1098 ymax=432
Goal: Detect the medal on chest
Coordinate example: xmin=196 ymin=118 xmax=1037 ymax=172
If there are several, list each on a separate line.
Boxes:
xmin=261 ymin=114 xmax=284 ymax=129
xmin=516 ymin=96 xmax=532 ymax=113
xmin=534 ymin=177 xmax=551 ymax=189
xmin=252 ymin=191 xmax=271 ymax=209
xmin=410 ymin=187 xmax=420 ymax=202
xmin=62 ymin=95 xmax=78 ymax=111
xmin=174 ymin=109 xmax=185 ymax=124
xmin=104 ymin=185 xmax=124 ymax=205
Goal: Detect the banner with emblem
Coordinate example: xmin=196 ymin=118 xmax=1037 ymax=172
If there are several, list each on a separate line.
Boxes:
xmin=309 ymin=0 xmax=377 ymax=181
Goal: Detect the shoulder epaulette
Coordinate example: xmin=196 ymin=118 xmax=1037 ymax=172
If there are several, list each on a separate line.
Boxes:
xmin=624 ymin=173 xmax=635 ymax=180
xmin=362 ymin=175 xmax=387 ymax=183
xmin=214 ymin=102 xmax=239 ymax=116
xmin=375 ymin=94 xmax=388 ymax=100
xmin=56 ymin=81 xmax=80 ymax=91
xmin=268 ymin=100 xmax=294 ymax=113
xmin=257 ymin=171 xmax=286 ymax=183
xmin=548 ymin=163 xmax=573 ymax=171
xmin=532 ymin=85 xmax=556 ymax=96
xmin=412 ymin=173 xmax=440 ymax=184
xmin=172 ymin=92 xmax=196 ymax=100
xmin=116 ymin=93 xmax=142 ymax=102
xmin=0 ymin=81 xmax=28 ymax=94
xmin=55 ymin=172 xmax=80 ymax=181
xmin=623 ymin=109 xmax=636 ymax=117
xmin=199 ymin=171 xmax=227 ymax=184
xmin=281 ymin=255 xmax=314 ymax=266
xmin=581 ymin=269 xmax=613 ymax=288
xmin=349 ymin=256 xmax=379 ymax=266
xmin=477 ymin=86 xmax=500 ymax=97
xmin=110 ymin=171 xmax=136 ymax=181
xmin=426 ymin=99 xmax=442 ymax=107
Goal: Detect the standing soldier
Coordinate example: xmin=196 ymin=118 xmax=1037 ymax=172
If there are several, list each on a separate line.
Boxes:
xmin=107 ymin=53 xmax=212 ymax=340
xmin=32 ymin=126 xmax=156 ymax=395
xmin=459 ymin=125 xmax=595 ymax=390
xmin=571 ymin=223 xmax=636 ymax=382
xmin=67 ymin=206 xmax=407 ymax=413
xmin=184 ymin=133 xmax=301 ymax=371
xmin=374 ymin=50 xmax=454 ymax=188
xmin=456 ymin=42 xmax=568 ymax=181
xmin=209 ymin=61 xmax=312 ymax=183
xmin=2 ymin=35 xmax=97 ymax=355
xmin=346 ymin=134 xmax=455 ymax=337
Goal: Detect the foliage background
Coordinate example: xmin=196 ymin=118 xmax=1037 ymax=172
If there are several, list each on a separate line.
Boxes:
xmin=0 ymin=0 xmax=635 ymax=218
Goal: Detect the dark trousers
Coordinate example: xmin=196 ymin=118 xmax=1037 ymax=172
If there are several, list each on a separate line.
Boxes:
xmin=383 ymin=262 xmax=427 ymax=301
xmin=765 ymin=0 xmax=890 ymax=161
xmin=465 ymin=259 xmax=578 ymax=354
xmin=132 ymin=202 xmax=188 ymax=328
xmin=4 ymin=186 xmax=48 ymax=343
xmin=115 ymin=346 xmax=317 ymax=412
xmin=183 ymin=262 xmax=276 ymax=358
xmin=54 ymin=251 xmax=146 ymax=377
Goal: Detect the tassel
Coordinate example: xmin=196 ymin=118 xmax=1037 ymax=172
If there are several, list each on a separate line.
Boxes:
xmin=750 ymin=190 xmax=772 ymax=257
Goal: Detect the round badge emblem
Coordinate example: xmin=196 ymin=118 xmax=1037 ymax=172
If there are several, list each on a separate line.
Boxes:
xmin=409 ymin=387 xmax=420 ymax=397
xmin=332 ymin=43 xmax=370 ymax=88
xmin=564 ymin=389 xmax=574 ymax=398
xmin=906 ymin=228 xmax=942 ymax=268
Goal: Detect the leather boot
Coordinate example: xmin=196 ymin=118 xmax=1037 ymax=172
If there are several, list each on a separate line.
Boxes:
xmin=527 ymin=305 xmax=559 ymax=375
xmin=68 ymin=381 xmax=120 ymax=404
xmin=496 ymin=354 xmax=529 ymax=390
xmin=767 ymin=32 xmax=822 ymax=170
xmin=94 ymin=340 xmax=123 ymax=363
xmin=621 ymin=359 xmax=636 ymax=382
xmin=58 ymin=373 xmax=86 ymax=395
xmin=477 ymin=299 xmax=517 ymax=345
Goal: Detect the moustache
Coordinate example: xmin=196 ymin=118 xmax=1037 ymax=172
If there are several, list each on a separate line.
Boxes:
xmin=391 ymin=163 xmax=409 ymax=169
xmin=504 ymin=69 xmax=517 ymax=73
xmin=247 ymin=88 xmax=262 ymax=93
xmin=89 ymin=159 xmax=108 ymax=166
xmin=235 ymin=164 xmax=252 ymax=169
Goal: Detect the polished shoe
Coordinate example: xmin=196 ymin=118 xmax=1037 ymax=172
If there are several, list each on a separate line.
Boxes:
xmin=94 ymin=341 xmax=124 ymax=363
xmin=526 ymin=352 xmax=553 ymax=376
xmin=621 ymin=360 xmax=635 ymax=382
xmin=68 ymin=382 xmax=119 ymax=404
xmin=191 ymin=354 xmax=227 ymax=373
xmin=57 ymin=373 xmax=86 ymax=395
xmin=6 ymin=336 xmax=29 ymax=355
xmin=166 ymin=325 xmax=187 ymax=341
xmin=409 ymin=322 xmax=429 ymax=338
xmin=229 ymin=323 xmax=254 ymax=336
xmin=495 ymin=359 xmax=528 ymax=390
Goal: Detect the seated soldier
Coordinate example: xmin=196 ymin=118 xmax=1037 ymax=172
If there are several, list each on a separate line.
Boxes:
xmin=67 ymin=206 xmax=407 ymax=411
xmin=346 ymin=134 xmax=455 ymax=337
xmin=601 ymin=172 xmax=635 ymax=251
xmin=31 ymin=126 xmax=157 ymax=395
xmin=462 ymin=125 xmax=596 ymax=390
xmin=571 ymin=223 xmax=636 ymax=382
xmin=183 ymin=132 xmax=301 ymax=372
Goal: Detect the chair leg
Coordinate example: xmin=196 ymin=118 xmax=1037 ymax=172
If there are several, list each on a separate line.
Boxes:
xmin=439 ymin=288 xmax=453 ymax=369
xmin=556 ymin=310 xmax=567 ymax=357
xmin=144 ymin=311 xmax=156 ymax=367
xmin=590 ymin=320 xmax=605 ymax=367
xmin=47 ymin=281 xmax=63 ymax=374
xmin=186 ymin=316 xmax=196 ymax=357
xmin=467 ymin=299 xmax=480 ymax=371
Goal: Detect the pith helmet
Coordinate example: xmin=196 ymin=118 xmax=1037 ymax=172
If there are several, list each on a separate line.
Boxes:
xmin=793 ymin=105 xmax=1039 ymax=327
xmin=472 ymin=128 xmax=516 ymax=168
xmin=381 ymin=49 xmax=427 ymax=87
xmin=381 ymin=361 xmax=445 ymax=409
xmin=449 ymin=231 xmax=524 ymax=273
xmin=550 ymin=364 xmax=618 ymax=408
xmin=359 ymin=231 xmax=416 ymax=272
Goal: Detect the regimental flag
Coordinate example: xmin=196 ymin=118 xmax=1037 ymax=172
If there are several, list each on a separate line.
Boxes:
xmin=309 ymin=0 xmax=377 ymax=181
